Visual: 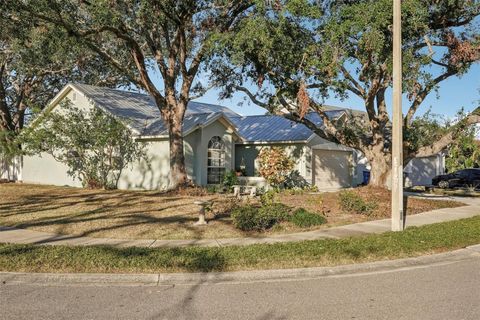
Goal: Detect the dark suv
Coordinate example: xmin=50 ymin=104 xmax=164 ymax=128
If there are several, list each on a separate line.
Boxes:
xmin=432 ymin=168 xmax=480 ymax=189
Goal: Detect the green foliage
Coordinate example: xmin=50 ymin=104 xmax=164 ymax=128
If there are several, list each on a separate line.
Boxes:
xmin=260 ymin=189 xmax=278 ymax=206
xmin=0 ymin=5 xmax=123 ymax=161
xmin=257 ymin=147 xmax=295 ymax=186
xmin=24 ymin=102 xmax=146 ymax=189
xmin=231 ymin=203 xmax=290 ymax=231
xmin=445 ymin=125 xmax=480 ymax=172
xmin=404 ymin=110 xmax=449 ymax=155
xmin=11 ymin=0 xmax=258 ymax=188
xmin=206 ymin=185 xmax=220 ymax=194
xmin=212 ymin=0 xmax=480 ymax=183
xmin=222 ymin=170 xmax=239 ymax=191
xmin=288 ymin=208 xmax=326 ymax=228
xmin=339 ymin=190 xmax=378 ymax=215
xmin=0 ymin=131 xmax=21 ymax=161
xmin=284 ymin=170 xmax=310 ymax=189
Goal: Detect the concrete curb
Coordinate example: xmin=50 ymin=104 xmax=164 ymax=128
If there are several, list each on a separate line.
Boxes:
xmin=1 ymin=244 xmax=479 ymax=287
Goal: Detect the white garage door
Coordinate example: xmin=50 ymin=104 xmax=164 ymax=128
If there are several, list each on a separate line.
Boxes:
xmin=312 ymin=149 xmax=352 ymax=190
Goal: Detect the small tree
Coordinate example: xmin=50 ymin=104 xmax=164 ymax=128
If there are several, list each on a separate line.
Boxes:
xmin=445 ymin=128 xmax=480 ymax=172
xmin=257 ymin=147 xmax=294 ymax=187
xmin=25 ymin=102 xmax=146 ymax=189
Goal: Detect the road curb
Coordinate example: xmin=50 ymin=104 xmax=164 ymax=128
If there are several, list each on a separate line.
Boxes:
xmin=1 ymin=245 xmax=479 ymax=286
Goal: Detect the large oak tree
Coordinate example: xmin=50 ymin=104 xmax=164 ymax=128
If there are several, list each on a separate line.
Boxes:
xmin=15 ymin=0 xmax=255 ymax=188
xmin=0 ymin=7 xmax=123 ymax=159
xmin=212 ymin=0 xmax=480 ymax=187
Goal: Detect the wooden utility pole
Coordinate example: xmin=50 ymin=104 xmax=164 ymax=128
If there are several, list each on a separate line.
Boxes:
xmin=392 ymin=0 xmax=404 ymax=231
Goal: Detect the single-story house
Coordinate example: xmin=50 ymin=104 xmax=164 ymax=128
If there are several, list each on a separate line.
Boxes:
xmin=18 ymin=83 xmax=444 ymax=190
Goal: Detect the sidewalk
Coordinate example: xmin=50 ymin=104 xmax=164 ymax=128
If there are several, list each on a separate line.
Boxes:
xmin=1 ymin=196 xmax=479 ymax=249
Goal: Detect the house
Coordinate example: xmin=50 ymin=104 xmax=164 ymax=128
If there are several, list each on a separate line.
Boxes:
xmin=20 ymin=84 xmax=444 ymax=190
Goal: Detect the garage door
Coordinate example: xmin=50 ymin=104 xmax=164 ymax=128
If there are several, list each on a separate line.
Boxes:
xmin=312 ymin=149 xmax=352 ymax=190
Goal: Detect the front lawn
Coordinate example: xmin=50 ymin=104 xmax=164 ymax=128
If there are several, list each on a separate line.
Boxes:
xmin=0 ymin=184 xmax=463 ymax=240
xmin=0 ymin=216 xmax=479 ymax=273
xmin=278 ymin=187 xmax=463 ymax=226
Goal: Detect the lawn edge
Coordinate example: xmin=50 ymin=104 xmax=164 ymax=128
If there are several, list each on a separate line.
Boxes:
xmin=1 ymin=244 xmax=479 ymax=286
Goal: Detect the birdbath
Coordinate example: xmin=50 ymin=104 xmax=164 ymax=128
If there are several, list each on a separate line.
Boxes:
xmin=193 ymin=200 xmax=211 ymax=226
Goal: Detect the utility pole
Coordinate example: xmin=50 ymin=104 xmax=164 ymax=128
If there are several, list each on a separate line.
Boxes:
xmin=392 ymin=0 xmax=404 ymax=231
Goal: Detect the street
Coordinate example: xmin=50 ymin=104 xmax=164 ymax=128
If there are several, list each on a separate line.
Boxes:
xmin=1 ymin=255 xmax=479 ymax=320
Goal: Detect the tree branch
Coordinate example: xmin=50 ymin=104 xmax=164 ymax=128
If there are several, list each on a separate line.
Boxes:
xmin=405 ymin=69 xmax=456 ymax=125
xmin=340 ymin=66 xmax=365 ymax=98
xmin=233 ymin=85 xmax=269 ymax=108
xmin=414 ymin=108 xmax=480 ymax=158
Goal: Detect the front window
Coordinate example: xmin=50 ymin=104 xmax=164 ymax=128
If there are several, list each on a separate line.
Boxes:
xmin=207 ymin=136 xmax=225 ymax=184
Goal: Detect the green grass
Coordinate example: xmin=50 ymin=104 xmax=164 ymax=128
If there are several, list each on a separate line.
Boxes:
xmin=1 ymin=216 xmax=479 ymax=274
xmin=288 ymin=208 xmax=327 ymax=227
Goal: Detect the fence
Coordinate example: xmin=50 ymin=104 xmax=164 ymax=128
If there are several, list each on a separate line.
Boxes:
xmin=0 ymin=156 xmax=21 ymax=182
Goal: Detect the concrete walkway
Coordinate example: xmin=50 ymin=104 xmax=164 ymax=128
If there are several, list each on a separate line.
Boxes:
xmin=1 ymin=196 xmax=479 ymax=249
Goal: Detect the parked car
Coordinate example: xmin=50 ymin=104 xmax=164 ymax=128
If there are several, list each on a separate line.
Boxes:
xmin=432 ymin=168 xmax=480 ymax=189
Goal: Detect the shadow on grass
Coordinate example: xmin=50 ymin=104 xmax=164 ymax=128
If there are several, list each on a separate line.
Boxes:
xmin=0 ymin=185 xmax=238 ymax=240
xmin=0 ymin=243 xmax=227 ymax=273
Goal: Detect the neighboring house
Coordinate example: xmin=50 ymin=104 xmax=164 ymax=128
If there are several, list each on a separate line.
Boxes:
xmin=19 ymin=84 xmax=443 ymax=190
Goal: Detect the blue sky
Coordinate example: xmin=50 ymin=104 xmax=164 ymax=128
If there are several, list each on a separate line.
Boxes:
xmin=193 ymin=62 xmax=479 ymax=118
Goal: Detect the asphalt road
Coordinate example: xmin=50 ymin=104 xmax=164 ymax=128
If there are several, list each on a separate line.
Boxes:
xmin=1 ymin=257 xmax=479 ymax=320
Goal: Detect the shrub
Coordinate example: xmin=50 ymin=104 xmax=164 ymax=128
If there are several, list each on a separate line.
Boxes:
xmin=257 ymin=147 xmax=295 ymax=186
xmin=284 ymin=170 xmax=310 ymax=189
xmin=222 ymin=170 xmax=239 ymax=191
xmin=231 ymin=205 xmax=259 ymax=231
xmin=24 ymin=102 xmax=146 ymax=189
xmin=206 ymin=185 xmax=219 ymax=193
xmin=288 ymin=208 xmax=327 ymax=227
xmin=339 ymin=190 xmax=378 ymax=215
xmin=260 ymin=189 xmax=277 ymax=206
xmin=231 ymin=203 xmax=290 ymax=231
xmin=259 ymin=203 xmax=290 ymax=220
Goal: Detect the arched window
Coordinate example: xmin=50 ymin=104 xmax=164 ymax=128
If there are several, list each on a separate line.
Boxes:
xmin=207 ymin=136 xmax=225 ymax=184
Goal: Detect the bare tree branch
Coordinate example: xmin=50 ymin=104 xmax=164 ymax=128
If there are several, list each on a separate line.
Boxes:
xmin=233 ymin=85 xmax=269 ymax=108
xmin=340 ymin=66 xmax=365 ymax=98
xmin=405 ymin=69 xmax=456 ymax=125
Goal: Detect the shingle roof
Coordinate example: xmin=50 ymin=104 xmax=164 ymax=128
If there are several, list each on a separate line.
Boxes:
xmin=70 ymin=83 xmax=239 ymax=136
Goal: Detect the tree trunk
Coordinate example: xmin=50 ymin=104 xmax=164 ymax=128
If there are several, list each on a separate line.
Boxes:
xmin=167 ymin=113 xmax=188 ymax=189
xmin=366 ymin=153 xmax=391 ymax=188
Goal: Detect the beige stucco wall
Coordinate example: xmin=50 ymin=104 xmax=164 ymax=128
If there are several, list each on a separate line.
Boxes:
xmin=120 ymin=118 xmax=237 ymax=188
xmin=116 ymin=139 xmax=171 ymax=190
xmin=21 ymin=86 xmax=238 ymax=189
xmin=22 ymin=88 xmax=92 ymax=188
xmin=23 ymin=152 xmax=83 ymax=187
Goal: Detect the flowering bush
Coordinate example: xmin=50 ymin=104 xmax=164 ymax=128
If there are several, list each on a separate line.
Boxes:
xmin=257 ymin=147 xmax=295 ymax=187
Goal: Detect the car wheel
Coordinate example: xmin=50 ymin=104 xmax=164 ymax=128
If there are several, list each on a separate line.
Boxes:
xmin=438 ymin=180 xmax=450 ymax=189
